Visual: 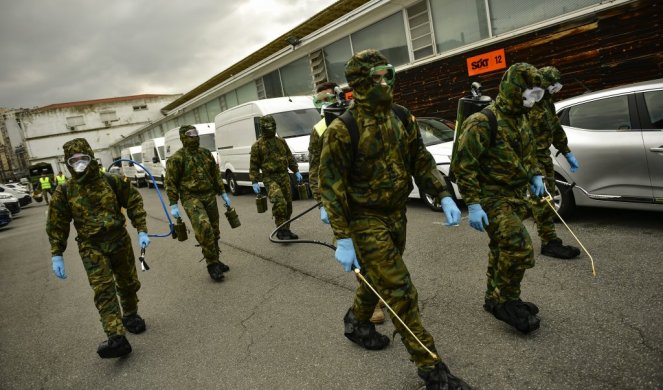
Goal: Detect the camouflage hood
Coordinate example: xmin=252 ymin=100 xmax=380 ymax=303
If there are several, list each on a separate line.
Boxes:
xmin=179 ymin=125 xmax=200 ymax=150
xmin=63 ymin=138 xmax=100 ymax=181
xmin=495 ymin=63 xmax=542 ymax=116
xmin=539 ymin=66 xmax=561 ymax=101
xmin=260 ymin=115 xmax=276 ymax=138
xmin=344 ymin=49 xmax=393 ymax=113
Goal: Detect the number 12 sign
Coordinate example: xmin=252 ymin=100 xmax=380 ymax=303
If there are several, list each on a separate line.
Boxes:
xmin=466 ymin=48 xmax=507 ymax=77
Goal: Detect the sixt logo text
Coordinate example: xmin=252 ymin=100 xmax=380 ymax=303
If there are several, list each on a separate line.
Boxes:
xmin=471 ymin=58 xmax=489 ymax=70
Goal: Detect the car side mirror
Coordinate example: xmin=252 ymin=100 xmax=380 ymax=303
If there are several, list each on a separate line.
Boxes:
xmin=152 ymin=156 xmax=159 ymax=163
xmin=129 ymin=162 xmax=134 ymax=167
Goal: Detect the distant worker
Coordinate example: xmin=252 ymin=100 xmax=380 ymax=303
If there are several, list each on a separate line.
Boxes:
xmin=166 ymin=125 xmax=232 ymax=282
xmin=250 ymin=115 xmax=303 ymax=240
xmin=529 ymin=66 xmax=581 ymax=259
xmin=46 ymin=138 xmax=150 ymax=359
xmin=55 ymin=171 xmax=67 ymax=188
xmin=39 ymin=173 xmax=53 ymax=204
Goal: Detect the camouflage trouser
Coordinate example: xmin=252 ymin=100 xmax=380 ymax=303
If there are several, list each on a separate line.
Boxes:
xmin=78 ymin=229 xmax=140 ymax=337
xmin=264 ymin=174 xmax=292 ymax=229
xmin=181 ymin=193 xmax=221 ymax=266
xmin=530 ymin=157 xmax=558 ymax=244
xmin=483 ymin=198 xmax=535 ymax=303
xmin=350 ymin=210 xmax=439 ymax=369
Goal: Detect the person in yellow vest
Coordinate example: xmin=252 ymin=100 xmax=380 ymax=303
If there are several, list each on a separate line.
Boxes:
xmin=55 ymin=171 xmax=67 ymax=188
xmin=39 ymin=174 xmax=53 ymax=205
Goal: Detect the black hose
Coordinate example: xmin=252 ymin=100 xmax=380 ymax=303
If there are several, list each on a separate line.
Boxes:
xmin=269 ymin=201 xmax=336 ymax=251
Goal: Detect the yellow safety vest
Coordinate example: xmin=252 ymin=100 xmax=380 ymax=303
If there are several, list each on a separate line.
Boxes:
xmin=39 ymin=177 xmax=52 ymax=190
xmin=56 ymin=175 xmax=66 ymax=185
xmin=314 ymin=118 xmax=327 ymax=137
xmin=100 ymin=166 xmax=107 ymax=173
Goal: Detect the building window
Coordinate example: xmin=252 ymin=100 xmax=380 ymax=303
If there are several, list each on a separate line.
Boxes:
xmin=280 ymin=56 xmax=313 ymax=96
xmin=133 ymin=104 xmax=148 ymax=111
xmin=431 ymin=0 xmax=489 ymax=53
xmin=407 ymin=1 xmax=435 ymax=60
xmin=324 ymin=37 xmax=353 ymax=85
xmin=488 ymin=0 xmax=601 ymax=36
xmin=224 ymin=90 xmax=239 ymax=108
xmin=351 ymin=12 xmax=409 ymax=67
xmin=66 ymin=115 xmax=85 ymax=129
xmin=99 ymin=111 xmax=118 ymax=123
xmin=236 ymin=82 xmax=259 ymax=104
xmin=262 ymin=70 xmax=283 ymax=98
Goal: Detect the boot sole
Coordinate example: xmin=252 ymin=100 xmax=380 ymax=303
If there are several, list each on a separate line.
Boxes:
xmin=98 ymin=344 xmax=132 ymax=358
xmin=343 ymin=333 xmax=390 ymax=350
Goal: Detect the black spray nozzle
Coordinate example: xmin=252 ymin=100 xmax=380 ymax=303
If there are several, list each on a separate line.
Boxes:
xmin=138 ymin=246 xmax=149 ymax=271
xmin=471 ymin=82 xmax=482 ymax=98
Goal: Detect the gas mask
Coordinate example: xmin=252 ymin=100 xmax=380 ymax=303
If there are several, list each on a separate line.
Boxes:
xmin=522 ymin=87 xmax=545 ymax=108
xmin=547 ymin=82 xmax=563 ymax=94
xmin=67 ymin=153 xmax=92 ymax=173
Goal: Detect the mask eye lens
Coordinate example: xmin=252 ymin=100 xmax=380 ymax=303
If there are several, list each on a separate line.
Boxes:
xmin=67 ymin=154 xmax=91 ymax=167
xmin=184 ymin=129 xmax=198 ymax=137
xmin=369 ymin=64 xmax=395 ymax=86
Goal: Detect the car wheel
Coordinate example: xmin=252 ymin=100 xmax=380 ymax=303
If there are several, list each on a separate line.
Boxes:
xmin=553 ymin=175 xmax=575 ymax=219
xmin=420 ymin=190 xmax=442 ymax=212
xmin=226 ymin=172 xmax=240 ymax=195
xmin=146 ymin=178 xmax=152 ymax=188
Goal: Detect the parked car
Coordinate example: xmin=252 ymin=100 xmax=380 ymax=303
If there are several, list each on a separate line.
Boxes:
xmin=2 ymin=182 xmax=29 ymax=193
xmin=0 ymin=184 xmax=32 ymax=207
xmin=551 ymin=78 xmax=663 ymax=217
xmin=0 ymin=193 xmax=20 ymax=215
xmin=409 ymin=117 xmax=461 ymax=211
xmin=0 ymin=203 xmax=12 ymax=228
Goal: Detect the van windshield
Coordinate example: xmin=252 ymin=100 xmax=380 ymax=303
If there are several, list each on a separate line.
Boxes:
xmin=272 ymin=109 xmax=320 ymax=138
xmin=200 ymin=134 xmax=216 ymax=152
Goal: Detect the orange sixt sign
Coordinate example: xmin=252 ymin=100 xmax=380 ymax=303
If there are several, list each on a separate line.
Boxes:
xmin=466 ymin=48 xmax=507 ymax=76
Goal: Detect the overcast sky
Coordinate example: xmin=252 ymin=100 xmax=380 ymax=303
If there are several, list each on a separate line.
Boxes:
xmin=0 ymin=0 xmax=337 ymax=109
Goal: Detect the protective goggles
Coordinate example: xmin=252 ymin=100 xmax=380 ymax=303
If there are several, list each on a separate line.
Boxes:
xmin=547 ymin=82 xmax=563 ymax=94
xmin=314 ymin=92 xmax=336 ymax=105
xmin=523 ymin=87 xmax=545 ymax=102
xmin=184 ymin=128 xmax=198 ymax=137
xmin=66 ymin=153 xmax=91 ymax=167
xmin=368 ymin=64 xmax=396 ymax=86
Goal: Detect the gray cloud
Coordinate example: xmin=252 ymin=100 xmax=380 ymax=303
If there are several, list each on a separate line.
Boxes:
xmin=0 ymin=0 xmax=336 ymax=109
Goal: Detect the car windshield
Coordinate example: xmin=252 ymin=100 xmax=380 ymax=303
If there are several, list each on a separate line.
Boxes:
xmin=200 ymin=134 xmax=216 ymax=152
xmin=417 ymin=119 xmax=455 ymax=146
xmin=272 ymin=109 xmax=321 ymax=138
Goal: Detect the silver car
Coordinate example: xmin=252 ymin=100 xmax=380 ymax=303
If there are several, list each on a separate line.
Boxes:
xmin=551 ymin=78 xmax=663 ymax=217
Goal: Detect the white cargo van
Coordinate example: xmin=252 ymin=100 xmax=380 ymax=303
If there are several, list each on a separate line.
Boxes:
xmin=120 ymin=146 xmax=146 ymax=187
xmin=164 ymin=123 xmax=217 ymax=162
xmin=214 ymin=96 xmax=319 ymax=195
xmin=141 ymin=137 xmax=166 ymax=187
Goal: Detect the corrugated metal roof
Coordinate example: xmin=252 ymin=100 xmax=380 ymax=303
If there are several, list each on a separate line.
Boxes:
xmin=161 ymin=0 xmax=371 ymax=112
xmin=34 ymin=94 xmax=181 ymax=112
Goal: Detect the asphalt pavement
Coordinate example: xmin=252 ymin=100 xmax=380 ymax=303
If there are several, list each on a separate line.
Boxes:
xmin=0 ymin=188 xmax=661 ymax=389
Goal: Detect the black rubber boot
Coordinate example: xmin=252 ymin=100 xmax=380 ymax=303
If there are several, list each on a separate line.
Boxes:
xmin=284 ymin=229 xmax=298 ymax=239
xmin=418 ymin=361 xmax=473 ymax=390
xmin=492 ymin=300 xmax=540 ymax=334
xmin=218 ymin=261 xmax=230 ymax=272
xmin=276 ymin=229 xmax=290 ymax=240
xmin=343 ymin=308 xmax=389 ymax=350
xmin=541 ymin=238 xmax=581 ymax=259
xmin=207 ymin=263 xmax=225 ymax=282
xmin=97 ymin=335 xmax=132 ymax=359
xmin=484 ymin=299 xmax=538 ymax=315
xmin=122 ymin=313 xmax=146 ymax=334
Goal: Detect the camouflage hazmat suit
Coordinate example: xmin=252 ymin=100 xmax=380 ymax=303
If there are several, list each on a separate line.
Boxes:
xmin=249 ymin=115 xmax=300 ymax=230
xmin=528 ymin=66 xmax=571 ymax=244
xmin=166 ymin=125 xmax=228 ymax=267
xmin=319 ymin=49 xmax=453 ymax=370
xmin=46 ymin=138 xmax=147 ymax=337
xmin=453 ymin=63 xmax=543 ymax=304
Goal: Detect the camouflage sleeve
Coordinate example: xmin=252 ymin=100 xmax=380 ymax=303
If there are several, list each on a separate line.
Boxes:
xmin=165 ymin=155 xmax=181 ymax=205
xmin=249 ymin=142 xmax=261 ymax=183
xmin=45 ymin=186 xmax=72 ymax=256
xmin=319 ymin=120 xmax=353 ymax=239
xmin=454 ymin=114 xmax=491 ymax=205
xmin=284 ymin=140 xmax=299 ymax=173
xmin=308 ymin=128 xmax=322 ymax=202
xmin=206 ymin=149 xmax=225 ymax=195
xmin=523 ymin=123 xmax=542 ymax=180
xmin=547 ymin=101 xmax=571 ymax=155
xmin=118 ymin=175 xmax=148 ymax=232
xmin=407 ymin=112 xmax=450 ymax=201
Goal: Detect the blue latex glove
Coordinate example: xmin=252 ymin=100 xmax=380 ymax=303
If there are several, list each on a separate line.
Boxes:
xmin=295 ymin=172 xmax=303 ymax=183
xmin=468 ymin=203 xmax=489 ymax=232
xmin=530 ymin=175 xmax=544 ymax=198
xmin=170 ymin=204 xmax=180 ymax=219
xmin=138 ymin=231 xmax=150 ymax=248
xmin=440 ymin=196 xmax=461 ymax=226
xmin=252 ymin=183 xmax=261 ymax=194
xmin=335 ymin=238 xmax=360 ymax=272
xmin=565 ymin=152 xmax=580 ymax=173
xmin=221 ymin=192 xmax=231 ymax=206
xmin=52 ymin=255 xmax=67 ymax=279
xmin=320 ymin=206 xmax=330 ymax=224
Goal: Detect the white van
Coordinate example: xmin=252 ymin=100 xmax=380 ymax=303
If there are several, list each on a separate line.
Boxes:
xmin=141 ymin=137 xmax=166 ymax=187
xmin=164 ymin=123 xmax=217 ymax=162
xmin=120 ymin=146 xmax=146 ymax=187
xmin=214 ymin=96 xmax=319 ymax=195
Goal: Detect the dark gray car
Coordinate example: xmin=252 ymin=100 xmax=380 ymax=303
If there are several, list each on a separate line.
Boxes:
xmin=551 ymin=78 xmax=663 ymax=217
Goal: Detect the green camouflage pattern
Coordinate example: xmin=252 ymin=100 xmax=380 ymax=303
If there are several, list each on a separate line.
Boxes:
xmin=307 ymin=118 xmax=326 ymax=202
xmin=530 ymin=161 xmax=558 ymax=243
xmin=320 ymin=49 xmax=448 ymax=369
xmin=539 ymin=66 xmax=561 ymax=89
xmin=79 ymin=230 xmax=140 ymax=336
xmin=166 ymin=126 xmax=226 ymax=265
xmin=46 ymin=138 xmax=146 ymax=337
xmin=453 ymin=64 xmax=541 ymax=305
xmin=249 ymin=115 xmax=299 ymax=228
xmin=181 ymin=192 xmax=222 ymax=264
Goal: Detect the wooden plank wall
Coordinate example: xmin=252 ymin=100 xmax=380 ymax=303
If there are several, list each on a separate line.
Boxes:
xmin=394 ymin=0 xmax=662 ymax=120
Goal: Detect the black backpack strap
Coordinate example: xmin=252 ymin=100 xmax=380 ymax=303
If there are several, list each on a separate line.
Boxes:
xmin=480 ymin=108 xmax=498 ymax=147
xmin=391 ymin=104 xmax=410 ymax=128
xmin=338 ymin=109 xmax=359 ymax=164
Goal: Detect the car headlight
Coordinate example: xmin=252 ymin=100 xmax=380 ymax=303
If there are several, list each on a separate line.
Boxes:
xmin=293 ymin=152 xmax=309 ymax=163
xmin=0 ymin=194 xmax=11 ymax=199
